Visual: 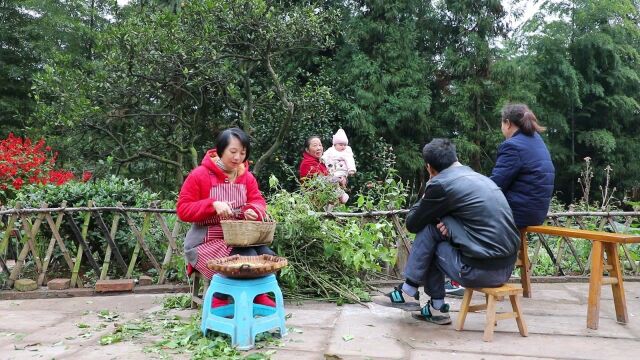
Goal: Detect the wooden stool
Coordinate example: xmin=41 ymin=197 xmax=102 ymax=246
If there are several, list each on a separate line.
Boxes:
xmin=190 ymin=270 xmax=210 ymax=309
xmin=455 ymin=284 xmax=528 ymax=342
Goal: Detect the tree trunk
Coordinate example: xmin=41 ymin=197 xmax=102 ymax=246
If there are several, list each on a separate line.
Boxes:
xmin=253 ymin=52 xmax=294 ymax=175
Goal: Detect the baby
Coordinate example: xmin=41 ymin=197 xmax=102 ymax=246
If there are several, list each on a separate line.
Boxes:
xmin=322 ymin=128 xmax=357 ymax=187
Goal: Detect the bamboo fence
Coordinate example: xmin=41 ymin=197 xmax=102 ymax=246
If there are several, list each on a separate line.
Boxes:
xmin=1 ymin=204 xmax=639 ymax=291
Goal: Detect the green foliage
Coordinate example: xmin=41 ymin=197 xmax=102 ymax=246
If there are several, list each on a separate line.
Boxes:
xmin=328 ymin=1 xmax=433 ymax=177
xmin=268 ymin=172 xmax=405 ymax=303
xmin=97 ymin=300 xmax=274 ymax=359
xmin=31 ymin=0 xmax=339 ymax=192
xmin=3 ymin=0 xmax=640 ymax=203
xmin=10 ymin=175 xmax=158 ymax=208
xmin=162 ymin=293 xmax=191 ymax=310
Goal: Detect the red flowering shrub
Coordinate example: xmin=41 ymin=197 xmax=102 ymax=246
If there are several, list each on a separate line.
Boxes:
xmin=82 ymin=171 xmax=93 ymax=182
xmin=0 ymin=133 xmax=74 ymax=201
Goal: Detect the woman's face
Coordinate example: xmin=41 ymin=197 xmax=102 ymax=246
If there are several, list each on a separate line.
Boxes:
xmin=306 ymin=137 xmax=323 ymax=159
xmin=501 ymin=119 xmax=517 ymax=139
xmin=221 ymin=137 xmax=247 ymax=171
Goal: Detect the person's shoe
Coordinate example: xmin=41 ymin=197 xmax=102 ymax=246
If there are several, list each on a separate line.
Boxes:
xmin=411 ymin=300 xmax=452 ymax=325
xmin=372 ymin=283 xmax=421 ymax=311
xmin=212 ymin=296 xmax=230 ymax=308
xmin=444 ymin=279 xmax=465 ymax=297
xmin=339 ymin=193 xmax=349 ymax=204
xmin=254 ymin=293 xmax=276 ymax=307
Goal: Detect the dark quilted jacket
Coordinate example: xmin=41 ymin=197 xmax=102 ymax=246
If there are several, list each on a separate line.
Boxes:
xmin=490 ymin=131 xmax=555 ymax=228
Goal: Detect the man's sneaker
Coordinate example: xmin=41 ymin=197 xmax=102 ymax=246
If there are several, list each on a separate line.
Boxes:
xmin=445 ymin=280 xmax=465 ymax=297
xmin=411 ymin=300 xmax=452 ymax=325
xmin=372 ymin=283 xmax=421 ymax=311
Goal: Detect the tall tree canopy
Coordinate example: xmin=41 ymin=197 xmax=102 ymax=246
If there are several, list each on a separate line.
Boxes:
xmin=1 ymin=0 xmax=639 ymax=203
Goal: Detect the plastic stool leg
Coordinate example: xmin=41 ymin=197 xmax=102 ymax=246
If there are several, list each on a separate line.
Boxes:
xmin=272 ymin=285 xmax=287 ymax=337
xmin=201 ymin=282 xmax=215 ymax=335
xmin=233 ymin=291 xmax=254 ymax=350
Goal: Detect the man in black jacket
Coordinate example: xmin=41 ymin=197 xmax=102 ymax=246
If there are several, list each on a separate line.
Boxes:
xmin=378 ymin=138 xmax=519 ymax=325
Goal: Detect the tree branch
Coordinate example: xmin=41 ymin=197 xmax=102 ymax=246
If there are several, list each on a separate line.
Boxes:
xmin=117 ymin=151 xmax=181 ymax=167
xmin=252 ymin=48 xmax=294 ymax=175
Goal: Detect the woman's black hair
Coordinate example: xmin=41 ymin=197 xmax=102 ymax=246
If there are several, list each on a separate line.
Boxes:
xmin=501 ymin=103 xmax=546 ymax=135
xmin=215 ymin=127 xmax=250 ymax=161
xmin=304 ymin=135 xmax=322 ymax=150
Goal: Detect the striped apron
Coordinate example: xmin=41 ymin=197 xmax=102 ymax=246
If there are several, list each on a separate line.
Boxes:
xmin=193 ymin=173 xmax=247 ymax=279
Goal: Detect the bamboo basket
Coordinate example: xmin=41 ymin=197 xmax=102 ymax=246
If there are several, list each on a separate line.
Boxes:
xmin=207 ymin=254 xmax=288 ymax=279
xmin=221 ymin=220 xmax=276 ymax=247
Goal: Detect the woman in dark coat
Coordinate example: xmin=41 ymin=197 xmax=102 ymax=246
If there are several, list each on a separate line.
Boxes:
xmin=490 ymin=103 xmax=555 ymax=228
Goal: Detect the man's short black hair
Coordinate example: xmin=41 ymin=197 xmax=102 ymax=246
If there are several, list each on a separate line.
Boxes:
xmin=422 ymin=138 xmax=457 ymax=172
xmin=216 ymin=127 xmax=251 ymax=161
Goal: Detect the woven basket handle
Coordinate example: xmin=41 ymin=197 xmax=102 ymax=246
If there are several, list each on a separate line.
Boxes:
xmin=256 ymin=207 xmax=272 ymax=222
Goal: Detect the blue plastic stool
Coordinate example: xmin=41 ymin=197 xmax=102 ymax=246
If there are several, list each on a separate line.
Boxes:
xmin=201 ymin=274 xmax=287 ymax=350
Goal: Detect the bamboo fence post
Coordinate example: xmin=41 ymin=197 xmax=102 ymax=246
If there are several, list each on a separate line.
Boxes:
xmin=8 ymin=206 xmax=46 ymax=287
xmin=528 ymin=219 xmax=547 ymax=270
xmin=94 ymin=203 xmax=127 ymax=275
xmin=20 ymin=211 xmax=45 ymax=273
xmin=7 ymin=236 xmax=32 ymax=288
xmin=529 ymin=234 xmax=542 ymax=269
xmin=581 ymin=216 xmax=609 ymax=275
xmin=43 ymin=202 xmax=78 ymax=286
xmin=0 ymin=257 xmax=9 ymax=276
xmin=550 ymin=217 xmax=584 ymax=274
xmin=38 ymin=202 xmax=61 ymax=285
xmin=157 ymin=211 xmax=179 ymax=284
xmin=553 ymin=218 xmax=568 ymax=275
xmin=70 ymin=201 xmax=98 ymax=287
xmin=125 ymin=211 xmax=157 ymax=278
xmin=529 ymin=218 xmax=559 ymax=271
xmin=0 ymin=212 xmax=18 ymax=257
xmin=390 ymin=213 xmax=411 ymax=277
xmin=607 ymin=216 xmax=637 ymax=274
xmin=99 ymin=202 xmax=124 ymax=280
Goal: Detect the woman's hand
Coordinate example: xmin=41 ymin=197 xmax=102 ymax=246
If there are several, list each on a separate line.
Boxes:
xmin=244 ymin=208 xmax=258 ymax=221
xmin=213 ymin=201 xmax=233 ymax=219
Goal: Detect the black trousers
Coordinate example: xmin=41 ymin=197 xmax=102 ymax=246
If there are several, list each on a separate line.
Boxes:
xmin=229 ymin=245 xmax=276 ymax=257
xmin=404 ymin=224 xmax=514 ymax=299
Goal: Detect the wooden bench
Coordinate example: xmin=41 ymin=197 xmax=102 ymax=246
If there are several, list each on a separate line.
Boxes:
xmin=518 ymin=225 xmax=640 ymax=329
xmin=455 ymin=284 xmax=528 ymax=342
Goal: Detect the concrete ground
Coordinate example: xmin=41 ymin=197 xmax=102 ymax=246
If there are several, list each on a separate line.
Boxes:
xmin=1 ymin=282 xmax=639 ymax=359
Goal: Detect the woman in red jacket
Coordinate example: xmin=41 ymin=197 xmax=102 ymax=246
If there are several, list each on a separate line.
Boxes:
xmin=177 ymin=127 xmax=274 ymax=307
xmin=298 ymin=135 xmax=349 ymax=203
xmin=299 ymin=135 xmax=328 ymax=179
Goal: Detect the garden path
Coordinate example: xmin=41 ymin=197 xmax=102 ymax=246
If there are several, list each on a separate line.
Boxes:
xmin=1 ymin=282 xmax=639 ymax=359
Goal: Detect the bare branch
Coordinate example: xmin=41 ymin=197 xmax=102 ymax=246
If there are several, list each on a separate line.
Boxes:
xmin=117 ymin=151 xmax=181 ymax=167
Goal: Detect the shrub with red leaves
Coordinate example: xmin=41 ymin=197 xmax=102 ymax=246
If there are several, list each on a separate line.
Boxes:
xmin=0 ymin=133 xmax=74 ymax=201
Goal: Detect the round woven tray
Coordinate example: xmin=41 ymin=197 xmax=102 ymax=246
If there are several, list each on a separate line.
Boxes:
xmin=207 ymin=254 xmax=288 ymax=279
